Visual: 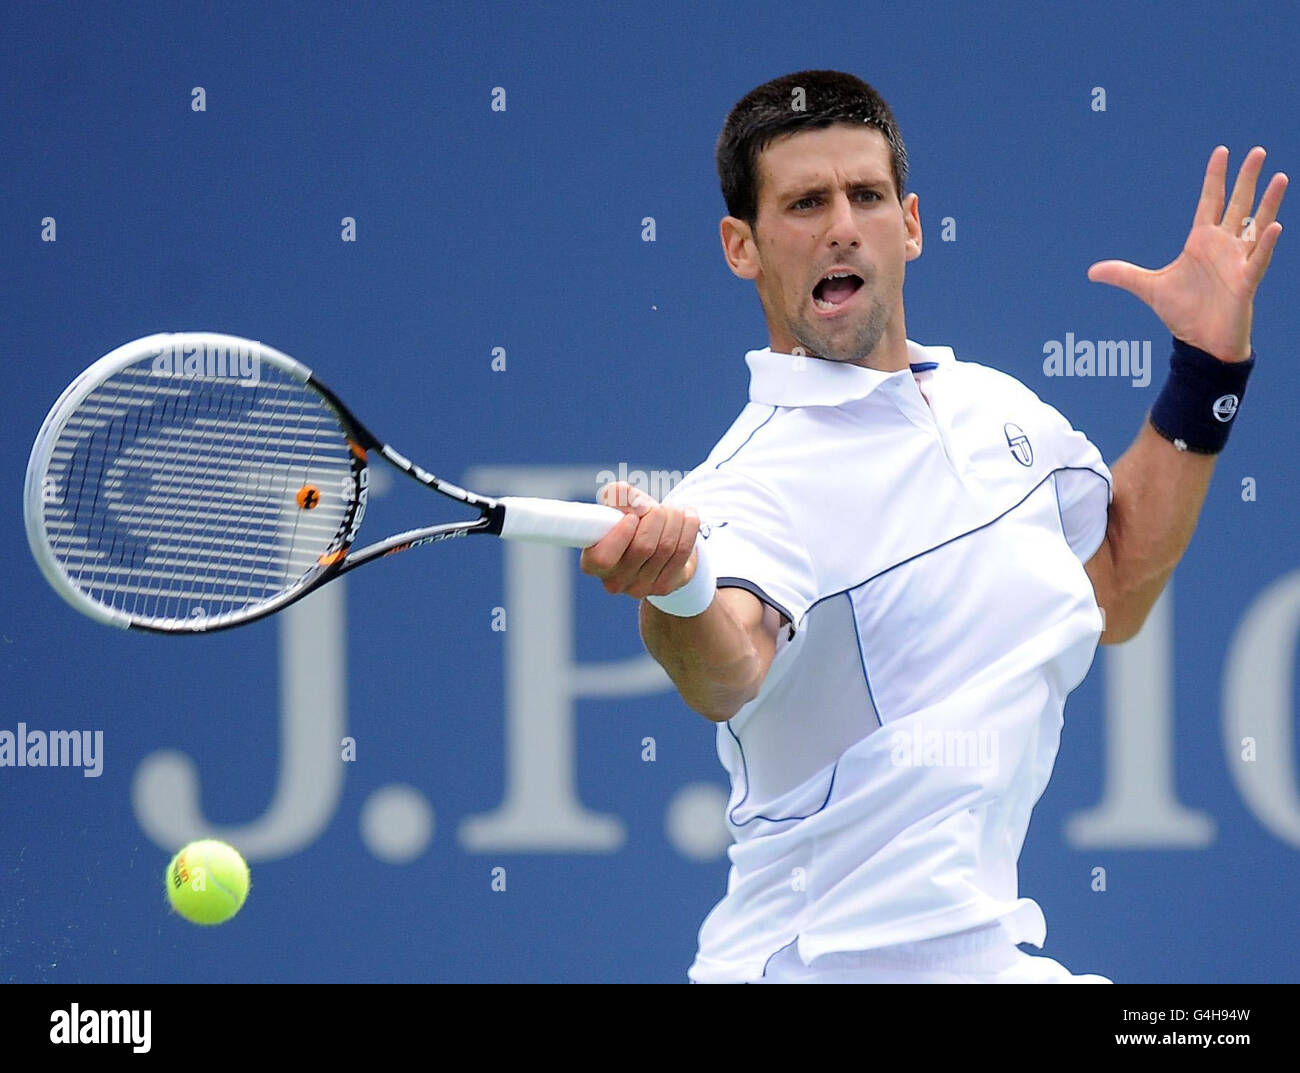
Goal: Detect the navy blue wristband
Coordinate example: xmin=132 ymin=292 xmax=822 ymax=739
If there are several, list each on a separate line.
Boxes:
xmin=1148 ymin=336 xmax=1255 ymax=454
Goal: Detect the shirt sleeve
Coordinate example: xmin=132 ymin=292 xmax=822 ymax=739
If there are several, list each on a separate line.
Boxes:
xmin=662 ymin=465 xmax=820 ymax=630
xmin=1043 ymin=403 xmax=1113 ymax=563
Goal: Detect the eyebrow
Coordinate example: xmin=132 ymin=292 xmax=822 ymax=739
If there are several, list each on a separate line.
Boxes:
xmin=777 ymin=178 xmax=890 ymax=202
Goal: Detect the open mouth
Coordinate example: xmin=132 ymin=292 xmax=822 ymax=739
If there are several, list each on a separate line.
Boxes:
xmin=812 ymin=270 xmax=864 ymax=312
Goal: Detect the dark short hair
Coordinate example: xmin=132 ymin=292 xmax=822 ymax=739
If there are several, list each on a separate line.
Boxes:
xmin=715 ymin=70 xmax=909 ymax=227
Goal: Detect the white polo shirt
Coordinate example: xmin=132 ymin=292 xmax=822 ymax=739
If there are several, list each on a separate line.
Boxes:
xmin=662 ymin=339 xmax=1112 ymax=984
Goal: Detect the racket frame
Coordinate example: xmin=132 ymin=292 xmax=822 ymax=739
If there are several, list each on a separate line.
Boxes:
xmin=24 ymin=332 xmax=507 ymax=633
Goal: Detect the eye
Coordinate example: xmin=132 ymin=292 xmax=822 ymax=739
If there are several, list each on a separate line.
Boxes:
xmin=791 ymin=196 xmax=820 ymax=211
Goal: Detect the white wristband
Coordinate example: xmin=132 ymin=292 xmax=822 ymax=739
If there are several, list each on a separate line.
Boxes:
xmin=646 ymin=539 xmax=716 ymax=617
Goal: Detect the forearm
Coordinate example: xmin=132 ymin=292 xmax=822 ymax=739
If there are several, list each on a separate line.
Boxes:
xmin=639 ymin=594 xmax=762 ymax=722
xmin=1098 ymin=417 xmax=1217 ymax=639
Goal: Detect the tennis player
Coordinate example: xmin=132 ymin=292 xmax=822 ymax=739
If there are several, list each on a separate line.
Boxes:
xmin=580 ymin=70 xmax=1286 ymax=983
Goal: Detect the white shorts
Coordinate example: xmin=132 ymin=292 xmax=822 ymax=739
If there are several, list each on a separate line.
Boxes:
xmin=751 ymin=922 xmax=1112 ymax=984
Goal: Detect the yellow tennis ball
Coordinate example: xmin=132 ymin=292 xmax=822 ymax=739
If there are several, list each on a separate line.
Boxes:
xmin=165 ymin=839 xmax=250 ymax=925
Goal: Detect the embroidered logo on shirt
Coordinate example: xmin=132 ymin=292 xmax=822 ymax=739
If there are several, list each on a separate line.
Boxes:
xmin=1004 ymin=423 xmax=1034 ymax=467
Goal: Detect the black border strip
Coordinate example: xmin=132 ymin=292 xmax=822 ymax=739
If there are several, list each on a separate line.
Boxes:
xmin=717 ymin=576 xmax=794 ymax=628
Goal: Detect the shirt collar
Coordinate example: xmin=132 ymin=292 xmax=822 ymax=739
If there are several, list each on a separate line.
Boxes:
xmin=745 ymin=339 xmax=955 ymax=407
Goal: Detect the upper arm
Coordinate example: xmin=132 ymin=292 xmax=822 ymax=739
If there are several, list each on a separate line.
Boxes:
xmin=716 ymin=585 xmax=787 ymax=691
xmin=1043 ymin=404 xmax=1112 ymax=565
xmin=656 ymin=455 xmax=813 ymax=717
xmin=1038 ymin=397 xmax=1117 ymax=636
xmin=637 ymin=584 xmax=788 ymax=724
xmin=1083 ymin=532 xmax=1120 ymax=643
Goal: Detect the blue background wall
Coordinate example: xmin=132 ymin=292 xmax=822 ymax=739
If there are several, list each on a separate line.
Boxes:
xmin=2 ymin=0 xmax=1297 ymax=983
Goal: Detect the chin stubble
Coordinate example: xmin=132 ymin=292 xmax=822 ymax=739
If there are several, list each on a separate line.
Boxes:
xmin=794 ymin=290 xmax=891 ymax=365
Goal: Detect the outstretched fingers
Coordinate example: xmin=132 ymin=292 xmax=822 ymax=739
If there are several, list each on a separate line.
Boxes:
xmin=1245 ymin=219 xmax=1284 ymax=290
xmin=1222 ymin=146 xmax=1268 ymax=233
xmin=1192 ymin=145 xmax=1229 ymax=229
xmin=1247 ymin=169 xmax=1289 ymax=241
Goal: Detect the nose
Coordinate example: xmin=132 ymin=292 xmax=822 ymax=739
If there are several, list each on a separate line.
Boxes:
xmin=825 ymin=191 xmax=860 ymax=248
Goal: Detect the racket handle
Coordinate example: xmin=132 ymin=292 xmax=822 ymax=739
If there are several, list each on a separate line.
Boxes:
xmin=498 ymin=495 xmax=717 ymax=615
xmin=497 ymin=497 xmax=626 ymax=547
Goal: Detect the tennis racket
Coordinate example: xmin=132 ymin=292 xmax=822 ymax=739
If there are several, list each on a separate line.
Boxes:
xmin=24 ymin=331 xmax=653 ymax=633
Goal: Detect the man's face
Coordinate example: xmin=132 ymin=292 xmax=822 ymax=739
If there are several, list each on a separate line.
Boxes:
xmin=722 ymin=124 xmax=922 ymax=369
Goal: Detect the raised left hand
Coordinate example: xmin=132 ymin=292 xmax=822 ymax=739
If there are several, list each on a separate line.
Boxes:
xmin=1087 ymin=146 xmax=1287 ymax=363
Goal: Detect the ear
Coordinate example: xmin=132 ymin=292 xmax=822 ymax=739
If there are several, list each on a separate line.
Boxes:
xmin=720 ymin=216 xmax=760 ymax=280
xmin=903 ymin=193 xmax=923 ymax=261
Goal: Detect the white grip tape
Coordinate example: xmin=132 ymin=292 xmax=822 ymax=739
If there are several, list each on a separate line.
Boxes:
xmin=498 ymin=497 xmax=625 ymax=547
xmin=645 ymin=537 xmax=716 ymax=617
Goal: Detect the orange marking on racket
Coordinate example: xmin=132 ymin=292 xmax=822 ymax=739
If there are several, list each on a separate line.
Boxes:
xmin=317 ymin=548 xmax=346 ymax=566
xmin=347 ymin=439 xmax=367 ymax=460
xmin=297 ymin=484 xmax=322 ymax=510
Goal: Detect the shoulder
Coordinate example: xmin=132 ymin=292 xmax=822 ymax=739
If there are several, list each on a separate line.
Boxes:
xmin=663 ymin=406 xmax=814 ymax=541
xmin=911 ymin=338 xmax=1056 ymax=413
xmin=667 ymin=402 xmax=801 ymax=497
xmin=700 ymin=403 xmax=790 ymax=470
xmin=950 ymin=355 xmax=1054 ymax=409
xmin=948 ymin=354 xmax=1085 ymax=438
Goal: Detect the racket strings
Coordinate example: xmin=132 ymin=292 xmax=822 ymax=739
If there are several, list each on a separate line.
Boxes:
xmin=41 ymin=363 xmax=356 ymax=626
